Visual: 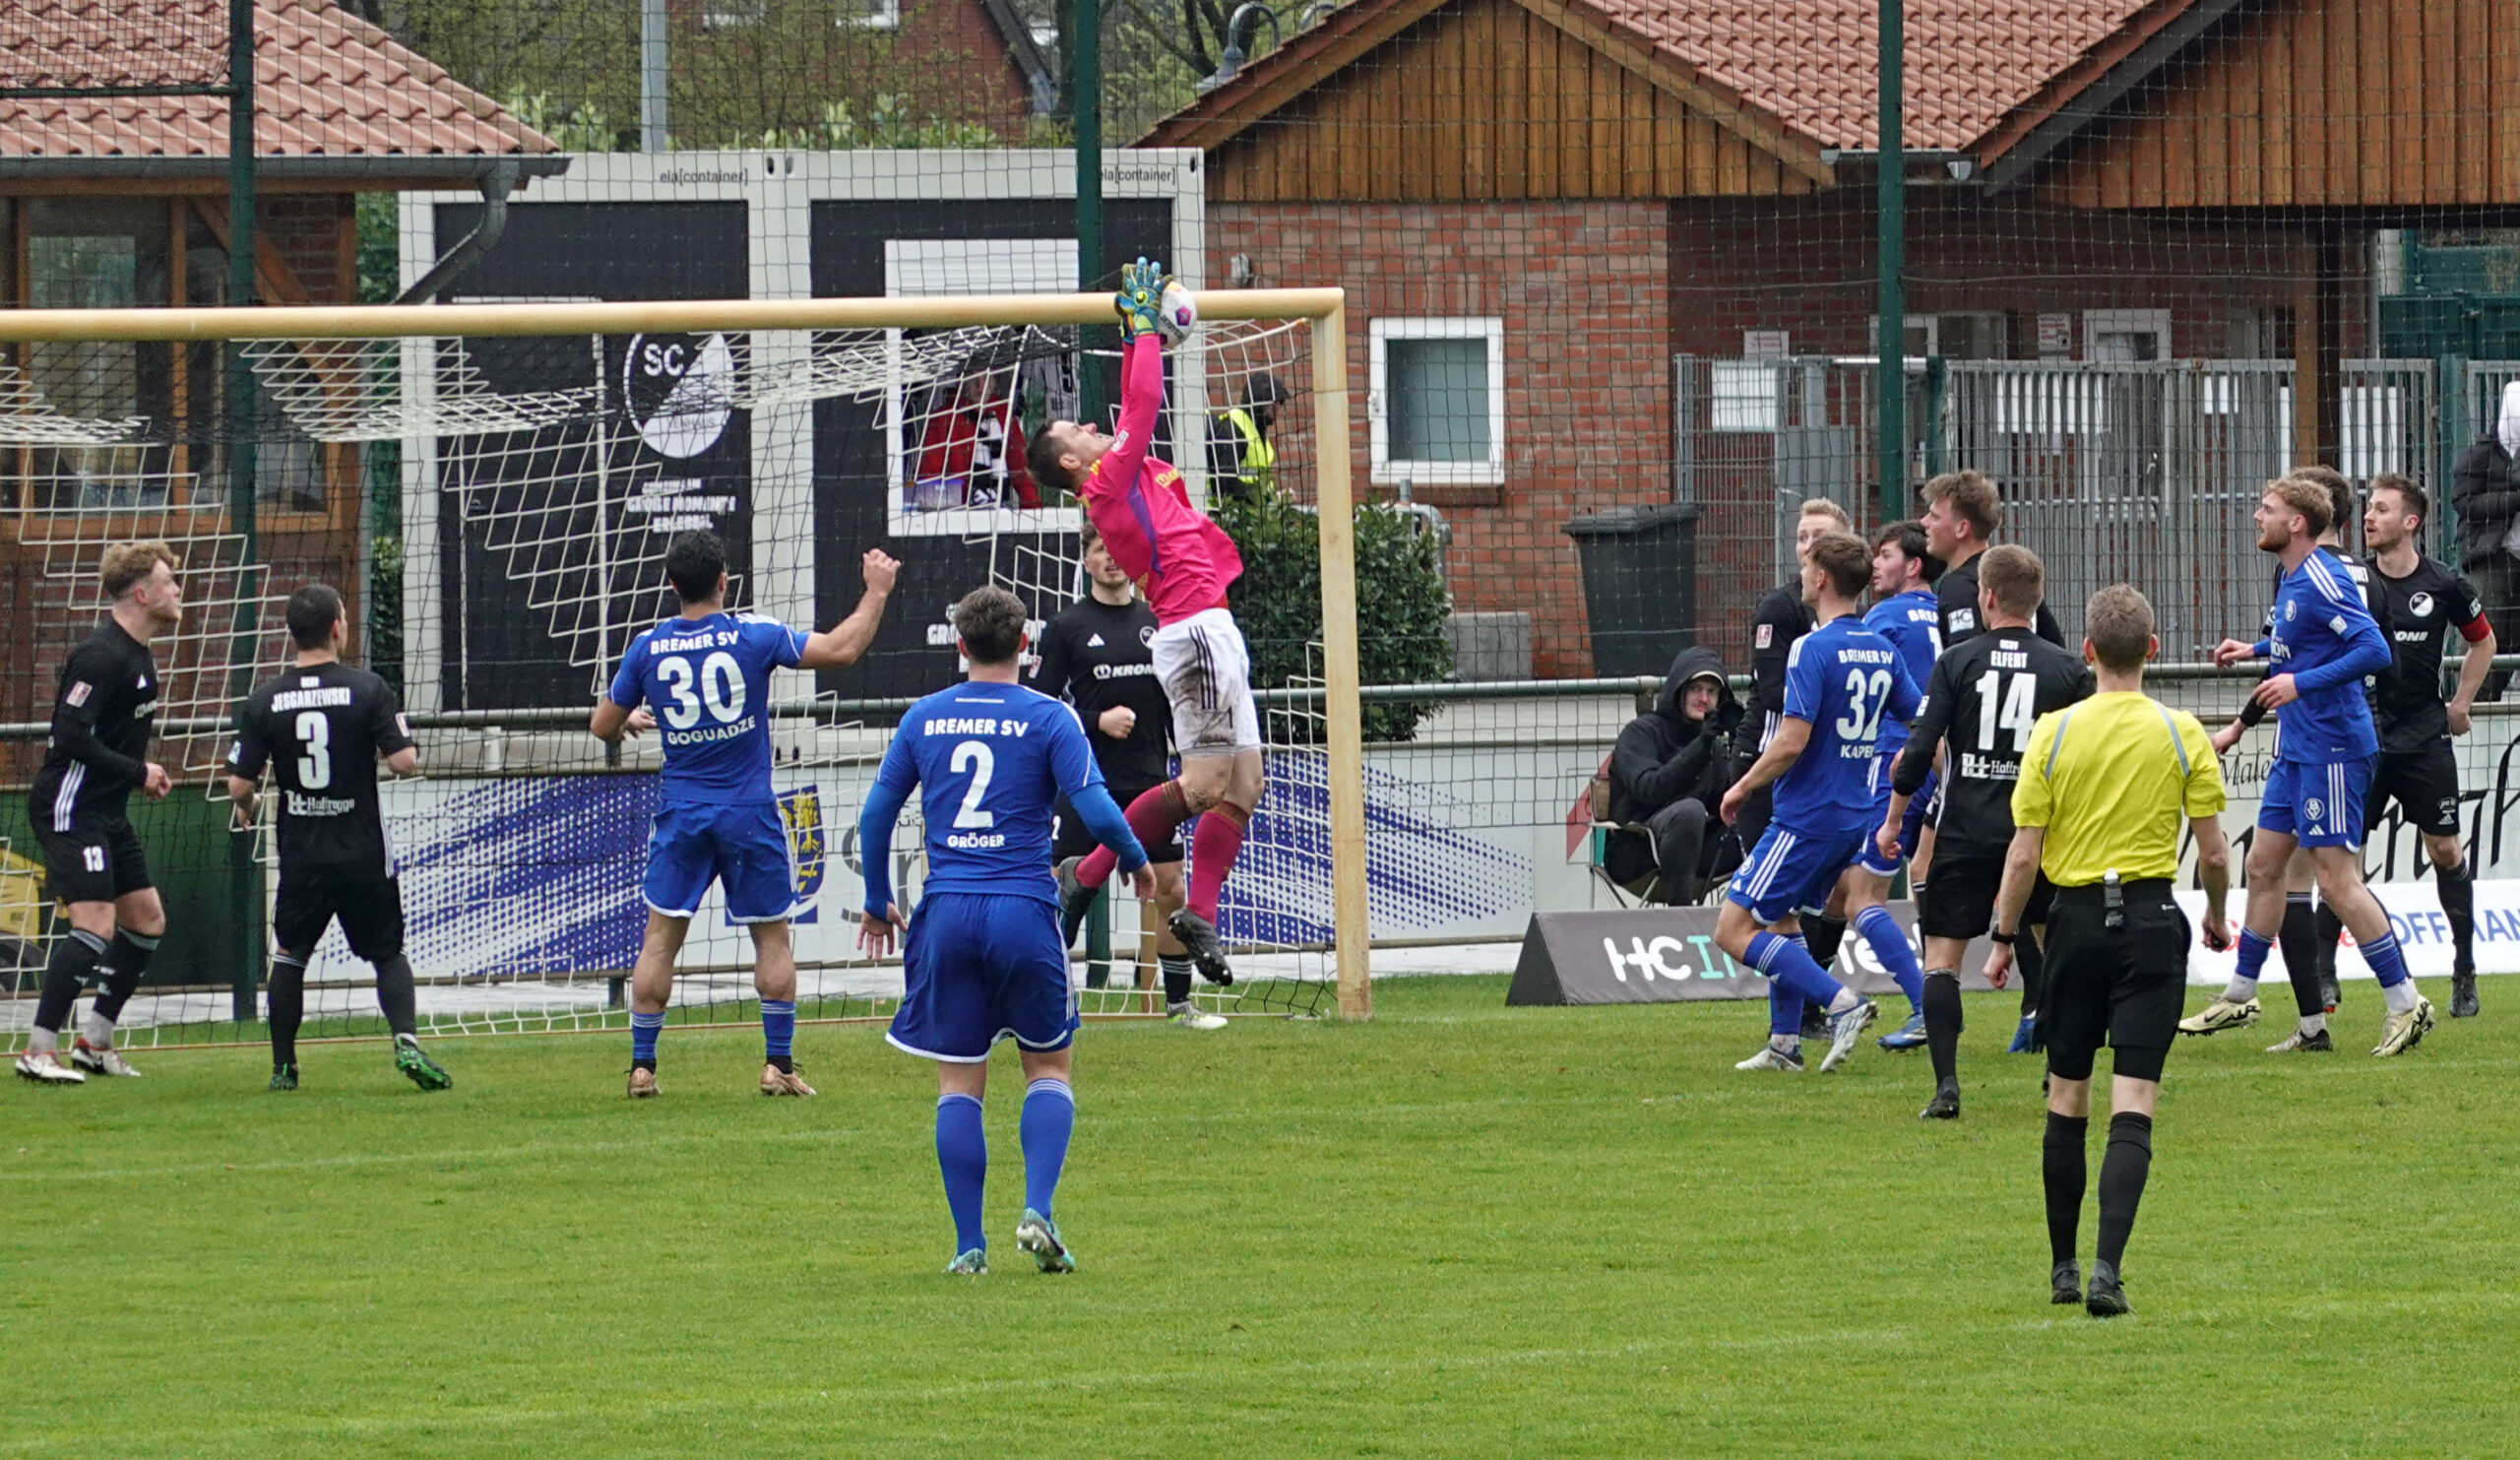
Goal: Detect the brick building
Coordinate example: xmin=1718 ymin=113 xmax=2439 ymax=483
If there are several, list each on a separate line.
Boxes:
xmin=0 ymin=0 xmax=563 ymax=762
xmin=1144 ymin=0 xmax=2520 ymax=677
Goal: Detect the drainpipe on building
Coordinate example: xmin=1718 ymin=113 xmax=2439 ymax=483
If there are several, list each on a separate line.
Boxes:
xmin=395 ymin=159 xmax=523 ymax=306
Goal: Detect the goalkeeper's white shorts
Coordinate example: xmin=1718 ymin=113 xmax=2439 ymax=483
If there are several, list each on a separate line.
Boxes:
xmin=1152 ymin=607 xmax=1261 ymax=756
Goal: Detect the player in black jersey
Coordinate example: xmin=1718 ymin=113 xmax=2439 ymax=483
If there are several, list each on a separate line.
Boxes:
xmin=1030 ymin=528 xmax=1219 ymax=1029
xmin=1882 ymin=546 xmax=2094 ymax=1118
xmin=2353 ymin=476 xmax=2493 ymax=1017
xmin=227 ymin=585 xmax=448 ymax=1091
xmin=2203 ymin=468 xmax=2370 ymax=1044
xmin=16 ymin=542 xmax=181 ymax=1086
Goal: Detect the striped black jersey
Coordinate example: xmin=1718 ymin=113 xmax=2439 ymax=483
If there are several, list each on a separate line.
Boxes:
xmin=31 ymin=619 xmax=159 ymax=831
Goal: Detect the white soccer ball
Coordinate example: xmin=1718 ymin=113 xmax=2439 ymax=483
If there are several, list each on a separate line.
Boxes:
xmin=1158 ymin=281 xmax=1198 ymax=343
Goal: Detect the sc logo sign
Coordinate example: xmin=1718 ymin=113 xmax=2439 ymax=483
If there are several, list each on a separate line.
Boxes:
xmin=1601 ymin=934 xmax=1730 ymax=983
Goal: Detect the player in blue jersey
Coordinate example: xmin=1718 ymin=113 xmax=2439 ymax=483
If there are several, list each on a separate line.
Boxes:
xmin=591 ymin=531 xmax=899 ymax=1098
xmin=1819 ymin=520 xmax=1943 ymax=1051
xmin=2190 ymin=477 xmax=2437 ymax=1055
xmin=857 ymin=586 xmax=1155 ymax=1275
xmin=1717 ymin=533 xmax=1920 ymax=1073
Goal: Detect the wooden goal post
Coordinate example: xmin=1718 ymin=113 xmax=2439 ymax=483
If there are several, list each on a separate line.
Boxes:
xmin=0 ymin=287 xmax=1371 ymax=1021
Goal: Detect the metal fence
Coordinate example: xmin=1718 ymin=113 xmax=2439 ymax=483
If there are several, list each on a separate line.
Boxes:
xmin=1677 ymin=354 xmax=2481 ymax=659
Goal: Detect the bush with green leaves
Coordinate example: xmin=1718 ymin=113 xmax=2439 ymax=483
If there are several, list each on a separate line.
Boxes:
xmin=1211 ymin=489 xmax=1454 ymax=743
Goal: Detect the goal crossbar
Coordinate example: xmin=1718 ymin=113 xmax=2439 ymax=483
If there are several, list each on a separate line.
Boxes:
xmin=0 ymin=286 xmax=1372 ymax=1021
xmin=0 ymin=287 xmax=1348 ymax=342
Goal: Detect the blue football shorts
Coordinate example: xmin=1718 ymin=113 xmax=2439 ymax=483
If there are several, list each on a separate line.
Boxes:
xmin=2257 ymin=754 xmax=2376 ymax=850
xmin=1727 ymin=823 xmax=1868 ymax=926
xmin=887 ymin=890 xmax=1080 ymax=1062
xmin=1850 ymin=759 xmax=1932 ymax=878
xmin=643 ymin=798 xmax=797 ymax=922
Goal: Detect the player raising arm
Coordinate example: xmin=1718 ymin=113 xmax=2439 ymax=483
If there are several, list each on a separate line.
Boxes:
xmin=592 ymin=531 xmax=899 ymax=1099
xmin=1027 ymin=260 xmax=1260 ymax=986
xmin=856 ymin=587 xmax=1156 ymax=1276
xmin=2189 ymin=478 xmax=2429 ymax=1055
xmin=1715 ymin=534 xmax=1919 ymax=1074
xmin=229 ymin=585 xmax=444 ymax=1092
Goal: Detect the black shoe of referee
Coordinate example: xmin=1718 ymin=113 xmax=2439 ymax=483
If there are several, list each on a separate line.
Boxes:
xmin=1920 ymin=1079 xmax=1960 ymax=1120
xmin=2049 ymin=1260 xmax=2081 ymax=1306
xmin=2084 ymin=1260 xmax=2130 ymax=1318
xmin=2452 ymin=971 xmax=2480 ymax=1019
xmin=1798 ymin=1002 xmax=1829 ymax=1040
xmin=1055 ymin=857 xmax=1098 ymax=951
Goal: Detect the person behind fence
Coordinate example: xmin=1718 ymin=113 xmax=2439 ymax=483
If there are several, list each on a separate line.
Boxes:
xmin=1603 ymin=646 xmax=1741 ymax=904
xmin=1983 ymin=584 xmax=2231 ymax=1319
xmin=2451 ymin=380 xmax=2520 ymax=700
xmin=1205 ymin=371 xmax=1284 ymax=503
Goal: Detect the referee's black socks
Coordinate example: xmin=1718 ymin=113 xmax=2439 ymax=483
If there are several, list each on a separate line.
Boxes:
xmin=2096 ymin=1111 xmax=2154 ymax=1271
xmin=1922 ymin=969 xmax=1963 ymax=1085
xmin=2042 ymin=1112 xmax=2088 ymax=1267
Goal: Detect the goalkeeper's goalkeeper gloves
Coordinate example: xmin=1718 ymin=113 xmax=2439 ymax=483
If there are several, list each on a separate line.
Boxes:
xmin=1114 ymin=257 xmax=1166 ymax=340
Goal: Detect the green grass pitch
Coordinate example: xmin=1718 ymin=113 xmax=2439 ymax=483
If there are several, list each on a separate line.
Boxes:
xmin=6 ymin=974 xmax=2517 ymax=1458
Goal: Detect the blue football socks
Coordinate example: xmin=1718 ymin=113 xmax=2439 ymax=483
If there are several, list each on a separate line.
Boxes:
xmin=1020 ymin=1077 xmax=1076 ymax=1221
xmin=1747 ymin=930 xmax=1848 ymax=1013
xmin=936 ymin=1093 xmax=988 ymax=1255
xmin=630 ymin=1010 xmax=664 ymax=1067
xmin=760 ymin=998 xmax=796 ymax=1069
xmin=1853 ymin=906 xmax=1925 ymax=1015
xmin=2226 ymin=926 xmax=2274 ymax=1001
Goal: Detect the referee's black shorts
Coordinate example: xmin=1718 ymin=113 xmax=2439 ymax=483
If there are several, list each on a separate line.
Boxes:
xmin=2362 ymin=739 xmax=2461 ymax=838
xmin=273 ymin=865 xmax=406 ymax=965
xmin=1051 ymin=778 xmax=1185 ymax=865
xmin=2042 ymin=878 xmax=2191 ymax=1085
xmin=1916 ymin=844 xmax=2054 ymax=940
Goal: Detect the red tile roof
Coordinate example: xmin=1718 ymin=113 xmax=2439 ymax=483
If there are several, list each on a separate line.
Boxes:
xmin=1147 ymin=0 xmax=2173 ymax=157
xmin=1592 ymin=0 xmax=2160 ymax=151
xmin=0 ymin=0 xmax=556 ymax=160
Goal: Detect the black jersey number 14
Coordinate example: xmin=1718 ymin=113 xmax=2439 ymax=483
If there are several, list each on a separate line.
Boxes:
xmin=1975 ymin=670 xmax=2037 ymax=753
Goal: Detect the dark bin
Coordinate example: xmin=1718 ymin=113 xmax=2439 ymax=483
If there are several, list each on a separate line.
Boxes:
xmin=1562 ymin=503 xmax=1699 ymax=677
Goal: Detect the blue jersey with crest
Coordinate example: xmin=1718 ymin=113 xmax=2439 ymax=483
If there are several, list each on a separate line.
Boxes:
xmin=2260 ymin=551 xmax=2391 ymax=763
xmin=871 ymin=680 xmax=1105 ymax=906
xmin=1777 ymin=614 xmax=1922 ymax=834
xmin=1862 ymin=588 xmax=1941 ymax=763
xmin=606 ymin=611 xmax=807 ymax=803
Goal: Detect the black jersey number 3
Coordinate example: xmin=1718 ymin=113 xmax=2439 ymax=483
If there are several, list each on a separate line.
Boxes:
xmin=295 ymin=711 xmax=333 ymax=789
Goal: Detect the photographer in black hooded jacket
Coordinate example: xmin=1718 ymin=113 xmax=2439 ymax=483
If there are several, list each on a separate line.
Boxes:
xmin=1603 ymin=646 xmax=1742 ymax=904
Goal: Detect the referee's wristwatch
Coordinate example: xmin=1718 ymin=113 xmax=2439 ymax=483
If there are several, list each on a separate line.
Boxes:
xmin=1988 ymin=927 xmax=2017 ymax=947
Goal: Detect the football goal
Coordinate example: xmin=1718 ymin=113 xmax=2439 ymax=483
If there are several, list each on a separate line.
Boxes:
xmin=0 ymin=286 xmax=1369 ymax=1050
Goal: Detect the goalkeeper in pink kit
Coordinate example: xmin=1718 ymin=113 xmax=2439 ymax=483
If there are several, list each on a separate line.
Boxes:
xmin=1025 ymin=260 xmax=1262 ymax=985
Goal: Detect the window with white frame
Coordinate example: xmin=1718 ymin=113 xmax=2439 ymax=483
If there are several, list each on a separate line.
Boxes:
xmin=844 ymin=0 xmax=902 ymax=27
xmin=1710 ymin=361 xmax=1780 ymax=432
xmin=1369 ymin=317 xmax=1504 ymax=486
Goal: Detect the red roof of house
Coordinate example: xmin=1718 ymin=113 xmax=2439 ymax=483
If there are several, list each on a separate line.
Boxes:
xmin=1146 ymin=0 xmax=2180 ymax=157
xmin=0 ymin=0 xmax=556 ymax=161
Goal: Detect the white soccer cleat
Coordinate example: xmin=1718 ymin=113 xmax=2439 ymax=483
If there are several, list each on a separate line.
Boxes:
xmin=69 ymin=1038 xmax=141 ymax=1077
xmin=1166 ymin=1002 xmax=1228 ymax=1031
xmin=1818 ymin=999 xmax=1878 ymax=1072
xmin=1733 ymin=1044 xmax=1805 ymax=1072
xmin=2372 ymin=997 xmax=2436 ymax=1057
xmin=14 ymin=1049 xmax=88 ymax=1085
xmin=2177 ymin=996 xmax=2260 ymax=1036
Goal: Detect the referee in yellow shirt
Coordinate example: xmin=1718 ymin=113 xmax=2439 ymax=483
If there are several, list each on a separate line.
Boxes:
xmin=1984 ymin=585 xmax=2233 ymax=1319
